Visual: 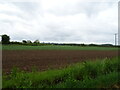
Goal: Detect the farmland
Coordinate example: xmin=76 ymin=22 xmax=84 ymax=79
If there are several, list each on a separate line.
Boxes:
xmin=3 ymin=57 xmax=119 ymax=88
xmin=2 ymin=45 xmax=119 ymax=88
xmin=1 ymin=44 xmax=119 ymax=50
xmin=2 ymin=45 xmax=118 ymax=73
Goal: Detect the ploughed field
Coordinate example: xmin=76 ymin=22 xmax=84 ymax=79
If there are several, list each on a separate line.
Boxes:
xmin=2 ymin=50 xmax=118 ymax=73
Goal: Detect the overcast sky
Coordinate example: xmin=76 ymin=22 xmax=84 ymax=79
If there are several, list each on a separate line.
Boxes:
xmin=0 ymin=0 xmax=118 ymax=44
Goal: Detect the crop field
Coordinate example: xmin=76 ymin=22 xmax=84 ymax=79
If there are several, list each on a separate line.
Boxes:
xmin=2 ymin=45 xmax=119 ymax=88
xmin=2 ymin=50 xmax=118 ymax=73
xmin=2 ymin=45 xmax=118 ymax=73
xmin=1 ymin=44 xmax=119 ymax=50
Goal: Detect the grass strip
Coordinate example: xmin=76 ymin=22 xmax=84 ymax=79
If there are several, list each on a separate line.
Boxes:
xmin=3 ymin=57 xmax=119 ymax=88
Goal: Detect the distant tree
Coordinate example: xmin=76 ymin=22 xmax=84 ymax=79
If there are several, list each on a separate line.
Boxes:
xmin=34 ymin=40 xmax=40 ymax=44
xmin=33 ymin=40 xmax=40 ymax=46
xmin=10 ymin=41 xmax=21 ymax=44
xmin=89 ymin=44 xmax=98 ymax=46
xmin=22 ymin=40 xmax=27 ymax=43
xmin=101 ymin=44 xmax=113 ymax=47
xmin=80 ymin=43 xmax=86 ymax=46
xmin=2 ymin=34 xmax=10 ymax=44
xmin=27 ymin=40 xmax=32 ymax=44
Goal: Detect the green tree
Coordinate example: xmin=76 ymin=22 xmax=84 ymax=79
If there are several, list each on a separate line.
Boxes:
xmin=22 ymin=40 xmax=27 ymax=44
xmin=2 ymin=34 xmax=10 ymax=44
xmin=27 ymin=40 xmax=32 ymax=44
xmin=33 ymin=40 xmax=40 ymax=46
xmin=34 ymin=40 xmax=40 ymax=44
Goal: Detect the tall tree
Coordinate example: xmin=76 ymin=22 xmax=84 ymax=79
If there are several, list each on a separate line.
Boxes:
xmin=22 ymin=40 xmax=27 ymax=44
xmin=2 ymin=34 xmax=10 ymax=44
xmin=34 ymin=40 xmax=40 ymax=44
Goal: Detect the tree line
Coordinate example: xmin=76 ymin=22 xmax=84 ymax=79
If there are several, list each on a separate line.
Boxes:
xmin=0 ymin=34 xmax=117 ymax=47
xmin=0 ymin=34 xmax=42 ymax=46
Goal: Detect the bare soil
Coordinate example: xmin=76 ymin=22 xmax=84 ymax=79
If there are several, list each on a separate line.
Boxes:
xmin=2 ymin=50 xmax=118 ymax=73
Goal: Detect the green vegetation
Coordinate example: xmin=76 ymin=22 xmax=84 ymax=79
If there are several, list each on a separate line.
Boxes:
xmin=1 ymin=34 xmax=10 ymax=44
xmin=3 ymin=57 xmax=119 ymax=88
xmin=1 ymin=45 xmax=119 ymax=50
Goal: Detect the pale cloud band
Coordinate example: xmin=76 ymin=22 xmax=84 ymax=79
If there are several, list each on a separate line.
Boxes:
xmin=0 ymin=0 xmax=118 ymax=44
xmin=1 ymin=0 xmax=119 ymax=2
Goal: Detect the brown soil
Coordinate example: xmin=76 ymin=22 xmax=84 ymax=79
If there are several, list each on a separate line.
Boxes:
xmin=2 ymin=50 xmax=118 ymax=73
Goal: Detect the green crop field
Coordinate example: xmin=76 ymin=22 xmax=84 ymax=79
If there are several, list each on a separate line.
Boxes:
xmin=1 ymin=45 xmax=119 ymax=50
xmin=2 ymin=44 xmax=119 ymax=88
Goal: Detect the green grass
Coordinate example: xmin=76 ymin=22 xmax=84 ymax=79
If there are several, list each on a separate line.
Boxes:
xmin=1 ymin=45 xmax=119 ymax=50
xmin=3 ymin=57 xmax=119 ymax=88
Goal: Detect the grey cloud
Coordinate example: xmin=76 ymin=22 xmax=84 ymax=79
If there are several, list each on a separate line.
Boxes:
xmin=47 ymin=2 xmax=117 ymax=17
xmin=0 ymin=0 xmax=118 ymax=45
xmin=12 ymin=2 xmax=39 ymax=13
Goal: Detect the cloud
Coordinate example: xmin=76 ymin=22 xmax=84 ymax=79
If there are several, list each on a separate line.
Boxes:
xmin=0 ymin=0 xmax=118 ymax=44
